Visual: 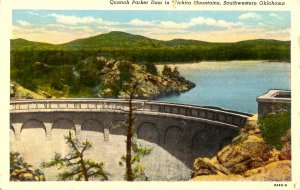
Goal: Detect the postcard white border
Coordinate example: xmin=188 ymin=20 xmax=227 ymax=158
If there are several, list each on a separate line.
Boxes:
xmin=1 ymin=0 xmax=300 ymax=189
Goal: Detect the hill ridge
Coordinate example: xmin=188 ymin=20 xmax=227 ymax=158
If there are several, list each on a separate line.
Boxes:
xmin=11 ymin=31 xmax=291 ymax=62
xmin=11 ymin=31 xmax=290 ymax=49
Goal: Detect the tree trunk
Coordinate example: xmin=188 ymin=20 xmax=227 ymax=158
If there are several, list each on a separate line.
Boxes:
xmin=126 ymin=93 xmax=134 ymax=181
xmin=68 ymin=132 xmax=89 ymax=181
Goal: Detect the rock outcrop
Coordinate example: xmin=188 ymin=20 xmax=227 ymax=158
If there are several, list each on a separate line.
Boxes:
xmin=191 ymin=120 xmax=291 ymax=181
xmin=11 ymin=56 xmax=195 ymax=100
xmin=10 ymin=81 xmax=47 ymax=100
xmin=97 ymin=57 xmax=195 ymax=99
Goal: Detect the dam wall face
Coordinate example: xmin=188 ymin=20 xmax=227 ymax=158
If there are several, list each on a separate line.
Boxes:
xmin=10 ymin=99 xmax=250 ymax=180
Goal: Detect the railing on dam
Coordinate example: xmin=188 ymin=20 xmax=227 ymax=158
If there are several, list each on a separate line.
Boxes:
xmin=10 ymin=98 xmax=252 ymax=128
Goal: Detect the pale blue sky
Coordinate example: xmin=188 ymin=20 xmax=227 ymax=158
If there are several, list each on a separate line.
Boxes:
xmin=12 ymin=10 xmax=290 ymax=44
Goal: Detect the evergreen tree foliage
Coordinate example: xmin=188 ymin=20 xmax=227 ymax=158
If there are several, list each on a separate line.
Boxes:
xmin=118 ymin=77 xmax=154 ymax=181
xmin=10 ymin=152 xmax=45 ymax=181
xmin=162 ymin=64 xmax=172 ymax=77
xmin=41 ymin=131 xmax=108 ymax=181
xmin=142 ymin=62 xmax=158 ymax=76
xmin=119 ymin=143 xmax=152 ymax=181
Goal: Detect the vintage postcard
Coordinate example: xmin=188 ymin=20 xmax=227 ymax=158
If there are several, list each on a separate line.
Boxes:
xmin=0 ymin=0 xmax=299 ymax=189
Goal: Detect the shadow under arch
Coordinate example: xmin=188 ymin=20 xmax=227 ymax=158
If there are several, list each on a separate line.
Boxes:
xmin=81 ymin=119 xmax=104 ymax=133
xmin=137 ymin=122 xmax=159 ymax=145
xmin=51 ymin=118 xmax=76 ymax=141
xmin=21 ymin=119 xmax=46 ymax=134
xmin=80 ymin=119 xmax=104 ymax=142
xmin=52 ymin=118 xmax=75 ymax=130
xmin=20 ymin=119 xmax=47 ymax=140
xmin=164 ymin=125 xmax=184 ymax=151
xmin=110 ymin=120 xmax=126 ymax=136
xmin=21 ymin=119 xmax=46 ymax=132
xmin=10 ymin=125 xmax=15 ymax=141
xmin=191 ymin=129 xmax=220 ymax=159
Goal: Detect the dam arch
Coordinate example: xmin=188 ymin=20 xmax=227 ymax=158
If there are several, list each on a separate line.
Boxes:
xmin=81 ymin=118 xmax=104 ymax=133
xmin=164 ymin=125 xmax=184 ymax=152
xmin=10 ymin=125 xmax=15 ymax=141
xmin=137 ymin=122 xmax=159 ymax=144
xmin=52 ymin=118 xmax=75 ymax=142
xmin=80 ymin=118 xmax=104 ymax=142
xmin=21 ymin=119 xmax=47 ymax=141
xmin=110 ymin=120 xmax=127 ymax=136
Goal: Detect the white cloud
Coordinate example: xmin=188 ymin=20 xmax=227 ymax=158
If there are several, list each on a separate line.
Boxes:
xmin=17 ymin=20 xmax=31 ymax=27
xmin=12 ymin=25 xmax=98 ymax=44
xmin=238 ymin=13 xmax=261 ymax=20
xmin=128 ymin=19 xmax=156 ymax=26
xmin=12 ymin=23 xmax=290 ymax=44
xmin=27 ymin=11 xmax=39 ymax=16
xmin=270 ymin=13 xmax=281 ymax=19
xmin=12 ymin=13 xmax=289 ymax=44
xmin=49 ymin=13 xmax=96 ymax=25
xmin=49 ymin=13 xmax=119 ymax=26
xmin=266 ymin=28 xmax=290 ymax=37
xmin=160 ymin=16 xmax=242 ymax=29
xmin=160 ymin=21 xmax=186 ymax=29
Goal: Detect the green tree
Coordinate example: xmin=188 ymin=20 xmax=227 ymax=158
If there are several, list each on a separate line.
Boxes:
xmin=79 ymin=62 xmax=101 ymax=87
xmin=41 ymin=131 xmax=108 ymax=181
xmin=172 ymin=66 xmax=180 ymax=77
xmin=142 ymin=62 xmax=158 ymax=76
xmin=119 ymin=76 xmax=153 ymax=181
xmin=10 ymin=152 xmax=45 ymax=181
xmin=162 ymin=64 xmax=172 ymax=77
xmin=119 ymin=143 xmax=152 ymax=180
xmin=118 ymin=61 xmax=134 ymax=89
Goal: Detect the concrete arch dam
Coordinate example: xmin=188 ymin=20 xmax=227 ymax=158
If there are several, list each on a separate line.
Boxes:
xmin=10 ymin=99 xmax=252 ymax=181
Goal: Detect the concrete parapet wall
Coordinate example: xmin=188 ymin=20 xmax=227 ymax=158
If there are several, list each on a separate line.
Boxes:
xmin=257 ymin=90 xmax=291 ymax=119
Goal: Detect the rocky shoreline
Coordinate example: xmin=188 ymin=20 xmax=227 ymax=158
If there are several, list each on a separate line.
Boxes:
xmin=11 ymin=57 xmax=195 ymax=100
xmin=191 ymin=118 xmax=291 ymax=181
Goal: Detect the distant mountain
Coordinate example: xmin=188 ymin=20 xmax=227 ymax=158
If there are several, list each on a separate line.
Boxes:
xmin=11 ymin=31 xmax=165 ymax=51
xmin=62 ymin=31 xmax=163 ymax=50
xmin=11 ymin=38 xmax=57 ymax=51
xmin=10 ymin=31 xmax=290 ymax=62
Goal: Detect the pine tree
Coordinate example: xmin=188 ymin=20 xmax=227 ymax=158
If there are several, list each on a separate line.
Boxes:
xmin=119 ymin=75 xmax=153 ymax=181
xmin=41 ymin=131 xmax=108 ymax=181
xmin=10 ymin=152 xmax=45 ymax=181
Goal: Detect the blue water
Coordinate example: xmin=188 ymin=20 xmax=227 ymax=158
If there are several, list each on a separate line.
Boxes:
xmin=157 ymin=61 xmax=291 ymax=114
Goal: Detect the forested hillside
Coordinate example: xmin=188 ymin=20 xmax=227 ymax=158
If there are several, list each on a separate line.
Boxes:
xmin=11 ymin=31 xmax=290 ymax=63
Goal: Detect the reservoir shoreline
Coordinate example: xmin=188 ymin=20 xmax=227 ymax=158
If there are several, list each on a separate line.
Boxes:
xmin=157 ymin=60 xmax=291 ymax=113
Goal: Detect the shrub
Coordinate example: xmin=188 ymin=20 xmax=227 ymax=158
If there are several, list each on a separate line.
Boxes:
xmin=258 ymin=110 xmax=291 ymax=150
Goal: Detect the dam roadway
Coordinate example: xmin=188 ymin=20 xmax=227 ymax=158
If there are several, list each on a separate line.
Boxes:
xmin=10 ymin=98 xmax=252 ymax=180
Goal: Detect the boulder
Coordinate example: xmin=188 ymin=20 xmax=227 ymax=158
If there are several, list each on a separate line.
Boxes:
xmin=10 ymin=81 xmax=46 ymax=100
xmin=217 ymin=134 xmax=280 ymax=174
xmin=243 ymin=160 xmax=291 ymax=181
xmin=217 ymin=123 xmax=280 ymax=174
xmin=191 ymin=173 xmax=243 ymax=181
xmin=191 ymin=122 xmax=290 ymax=181
xmin=191 ymin=160 xmax=291 ymax=181
xmin=279 ymin=129 xmax=291 ymax=160
xmin=191 ymin=157 xmax=230 ymax=178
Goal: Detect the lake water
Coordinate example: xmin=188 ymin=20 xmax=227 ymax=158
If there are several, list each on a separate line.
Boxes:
xmin=157 ymin=61 xmax=291 ymax=114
